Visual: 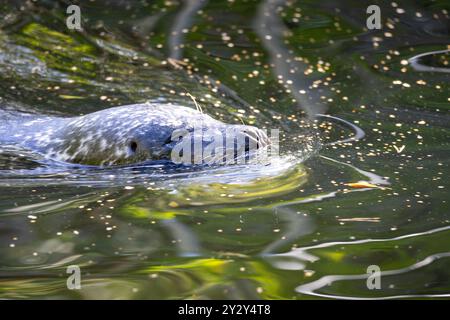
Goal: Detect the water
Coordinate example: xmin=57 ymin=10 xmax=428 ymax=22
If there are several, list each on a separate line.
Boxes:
xmin=0 ymin=0 xmax=449 ymax=299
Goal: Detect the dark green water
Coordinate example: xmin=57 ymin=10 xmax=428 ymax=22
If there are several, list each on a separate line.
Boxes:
xmin=0 ymin=0 xmax=449 ymax=299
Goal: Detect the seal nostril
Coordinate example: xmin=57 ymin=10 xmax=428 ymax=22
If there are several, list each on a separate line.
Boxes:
xmin=129 ymin=141 xmax=138 ymax=153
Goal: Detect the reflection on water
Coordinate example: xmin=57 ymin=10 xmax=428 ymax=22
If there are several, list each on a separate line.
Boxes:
xmin=0 ymin=0 xmax=449 ymax=299
xmin=408 ymin=49 xmax=450 ymax=73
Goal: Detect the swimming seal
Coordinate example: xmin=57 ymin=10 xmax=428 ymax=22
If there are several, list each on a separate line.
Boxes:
xmin=0 ymin=103 xmax=270 ymax=166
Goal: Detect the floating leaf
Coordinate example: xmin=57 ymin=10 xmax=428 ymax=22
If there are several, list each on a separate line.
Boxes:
xmin=345 ymin=181 xmax=379 ymax=189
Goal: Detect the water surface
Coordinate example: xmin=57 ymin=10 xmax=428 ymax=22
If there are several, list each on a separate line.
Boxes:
xmin=0 ymin=0 xmax=449 ymax=299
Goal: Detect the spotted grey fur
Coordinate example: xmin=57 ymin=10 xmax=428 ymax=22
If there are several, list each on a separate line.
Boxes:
xmin=0 ymin=103 xmax=269 ymax=166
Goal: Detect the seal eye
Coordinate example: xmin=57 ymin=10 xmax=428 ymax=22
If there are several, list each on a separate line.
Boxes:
xmin=129 ymin=141 xmax=138 ymax=153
